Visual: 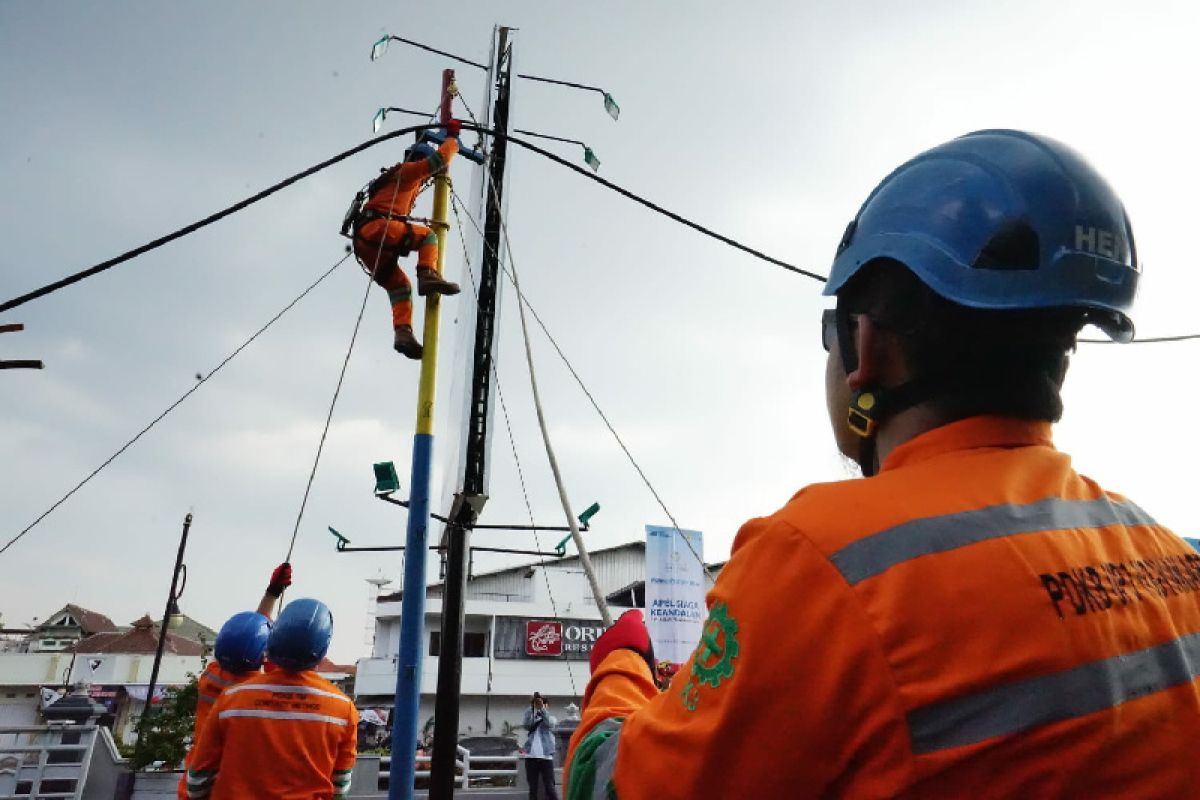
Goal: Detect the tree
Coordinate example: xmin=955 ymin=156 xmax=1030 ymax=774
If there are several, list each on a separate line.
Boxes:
xmin=129 ymin=674 xmax=198 ymax=770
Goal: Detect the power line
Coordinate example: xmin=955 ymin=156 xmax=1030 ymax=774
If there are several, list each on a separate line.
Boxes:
xmin=0 ymin=124 xmax=441 ymax=314
xmin=490 ymin=129 xmax=827 ymax=283
xmin=1 ymin=125 xmax=818 ymax=315
xmin=1 ymin=253 xmax=352 ymax=557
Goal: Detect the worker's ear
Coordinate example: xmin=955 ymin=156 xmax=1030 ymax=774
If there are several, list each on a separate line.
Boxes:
xmin=846 ymin=316 xmax=907 ymax=391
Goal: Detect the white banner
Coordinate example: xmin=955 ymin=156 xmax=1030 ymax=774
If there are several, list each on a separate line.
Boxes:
xmin=644 ymin=525 xmax=706 ymax=665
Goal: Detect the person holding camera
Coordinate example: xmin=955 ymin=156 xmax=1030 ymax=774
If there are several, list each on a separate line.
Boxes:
xmin=522 ymin=692 xmax=559 ymax=800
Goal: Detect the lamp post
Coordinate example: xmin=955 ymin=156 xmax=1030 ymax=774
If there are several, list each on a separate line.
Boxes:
xmin=135 ymin=511 xmax=192 ymax=763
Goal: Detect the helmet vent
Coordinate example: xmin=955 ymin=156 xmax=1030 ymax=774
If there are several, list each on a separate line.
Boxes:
xmin=972 ymin=221 xmax=1039 ymax=271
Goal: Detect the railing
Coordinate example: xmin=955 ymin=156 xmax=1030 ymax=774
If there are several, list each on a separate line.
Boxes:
xmin=0 ymin=725 xmax=97 ymax=800
xmin=378 ymin=745 xmax=519 ymax=790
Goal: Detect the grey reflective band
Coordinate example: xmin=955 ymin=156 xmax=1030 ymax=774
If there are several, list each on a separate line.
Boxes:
xmin=590 ymin=724 xmax=622 ymax=800
xmin=909 ymin=629 xmax=1200 ymax=754
xmin=831 ymin=496 xmax=1157 ymax=586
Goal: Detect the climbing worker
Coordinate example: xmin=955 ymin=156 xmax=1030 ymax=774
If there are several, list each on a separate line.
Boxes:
xmin=176 ymin=562 xmax=291 ymax=799
xmin=522 ymin=692 xmax=560 ymax=800
xmin=186 ymin=597 xmax=358 ymax=799
xmin=351 ymin=119 xmax=464 ymax=360
xmin=565 ymin=130 xmax=1200 ymax=798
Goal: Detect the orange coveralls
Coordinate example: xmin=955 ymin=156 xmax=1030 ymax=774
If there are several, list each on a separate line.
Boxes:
xmin=353 ymin=138 xmax=459 ymax=329
xmin=186 ymin=669 xmax=359 ymax=799
xmin=565 ymin=416 xmax=1200 ymax=799
xmin=176 ymin=661 xmax=253 ymax=800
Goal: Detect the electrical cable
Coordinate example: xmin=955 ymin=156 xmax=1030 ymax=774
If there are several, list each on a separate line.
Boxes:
xmin=0 ymin=124 xmax=442 ymax=314
xmin=1 ymin=125 xmax=818 ymax=315
xmin=485 ymin=128 xmax=827 ymax=283
xmin=1 ymin=253 xmax=352 ymax=557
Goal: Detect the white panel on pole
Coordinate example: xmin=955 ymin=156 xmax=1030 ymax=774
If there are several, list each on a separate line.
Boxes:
xmin=644 ymin=525 xmax=706 ymax=665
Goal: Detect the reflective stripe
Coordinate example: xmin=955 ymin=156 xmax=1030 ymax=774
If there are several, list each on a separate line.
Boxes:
xmin=909 ymin=630 xmax=1200 ymax=754
xmin=202 ymin=671 xmax=233 ymax=688
xmin=831 ymin=496 xmax=1157 ymax=585
xmin=566 ymin=718 xmax=623 ymax=800
xmin=218 ymin=709 xmax=349 ymax=726
xmin=197 ymin=693 xmax=216 ymax=705
xmin=186 ymin=770 xmax=214 ymax=785
xmin=427 ymin=151 xmax=445 ymax=173
xmin=223 ymin=683 xmax=350 ymax=703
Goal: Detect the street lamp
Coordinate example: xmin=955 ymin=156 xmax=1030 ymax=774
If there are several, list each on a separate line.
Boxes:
xmin=514 ymin=129 xmax=603 ymax=172
xmin=135 ymin=512 xmax=193 ymax=763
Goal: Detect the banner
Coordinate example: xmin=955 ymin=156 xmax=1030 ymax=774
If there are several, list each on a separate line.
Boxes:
xmin=644 ymin=525 xmax=706 ymax=665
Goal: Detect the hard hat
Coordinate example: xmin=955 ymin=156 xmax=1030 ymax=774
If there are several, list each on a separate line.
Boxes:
xmin=824 ymin=129 xmax=1139 ymax=342
xmin=404 ymin=141 xmax=437 ymax=162
xmin=214 ymin=611 xmax=271 ymax=674
xmin=267 ymin=598 xmax=333 ymax=672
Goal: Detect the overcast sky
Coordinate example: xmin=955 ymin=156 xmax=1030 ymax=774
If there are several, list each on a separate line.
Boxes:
xmin=3 ymin=1 xmax=1199 ymax=664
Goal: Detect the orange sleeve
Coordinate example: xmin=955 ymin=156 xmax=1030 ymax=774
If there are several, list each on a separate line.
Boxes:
xmin=398 ymin=138 xmax=460 ymax=184
xmin=185 ymin=694 xmax=226 ymax=798
xmin=564 ymin=516 xmax=914 ymax=800
xmin=336 ymin=702 xmax=360 ymax=772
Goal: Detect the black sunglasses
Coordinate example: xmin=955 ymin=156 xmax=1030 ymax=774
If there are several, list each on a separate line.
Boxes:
xmin=821 ymin=309 xmax=837 ymax=352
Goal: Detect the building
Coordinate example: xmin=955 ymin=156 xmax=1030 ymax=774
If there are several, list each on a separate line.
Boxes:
xmin=25 ymin=604 xmax=118 ymax=653
xmin=355 ymin=541 xmax=722 ymax=740
xmin=0 ymin=610 xmax=209 ymax=740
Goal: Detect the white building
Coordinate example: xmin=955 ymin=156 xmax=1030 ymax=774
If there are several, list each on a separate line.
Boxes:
xmin=355 ymin=541 xmax=721 ymax=739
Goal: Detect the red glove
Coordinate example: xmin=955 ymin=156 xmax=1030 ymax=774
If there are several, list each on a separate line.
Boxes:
xmin=589 ymin=609 xmax=654 ymax=673
xmin=266 ymin=562 xmax=292 ymax=598
xmin=446 ymin=119 xmax=462 ymax=138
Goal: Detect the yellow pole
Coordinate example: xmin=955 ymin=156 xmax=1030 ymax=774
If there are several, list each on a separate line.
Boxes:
xmin=416 ymin=173 xmax=450 ymax=433
xmin=390 ymin=68 xmax=455 ymax=799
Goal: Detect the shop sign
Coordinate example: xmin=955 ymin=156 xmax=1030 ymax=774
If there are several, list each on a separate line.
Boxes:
xmin=525 ymin=621 xmax=562 ymax=656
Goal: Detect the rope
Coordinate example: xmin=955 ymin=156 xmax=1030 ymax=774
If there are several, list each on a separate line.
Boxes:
xmin=287 ymin=135 xmax=415 ymax=561
xmin=452 ymin=187 xmax=716 ymax=585
xmin=450 ymin=197 xmax=578 ymax=695
xmin=1 ymin=253 xmax=352 ymax=557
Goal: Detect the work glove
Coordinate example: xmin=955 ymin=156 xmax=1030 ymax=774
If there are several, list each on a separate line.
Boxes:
xmin=446 ymin=118 xmax=462 ymax=138
xmin=266 ymin=562 xmax=292 ymax=598
xmin=589 ymin=609 xmax=654 ymax=674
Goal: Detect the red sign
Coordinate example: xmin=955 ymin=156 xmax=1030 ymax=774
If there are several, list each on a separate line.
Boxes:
xmin=525 ymin=621 xmax=562 ymax=656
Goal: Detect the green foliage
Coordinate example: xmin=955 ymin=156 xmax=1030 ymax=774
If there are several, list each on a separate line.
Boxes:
xmin=129 ymin=674 xmax=198 ymax=771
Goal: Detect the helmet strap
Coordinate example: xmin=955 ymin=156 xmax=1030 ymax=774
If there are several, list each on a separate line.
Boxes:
xmin=848 ymin=378 xmax=947 ymax=477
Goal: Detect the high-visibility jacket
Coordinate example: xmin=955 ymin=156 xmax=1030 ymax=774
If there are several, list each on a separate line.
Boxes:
xmin=186 ymin=669 xmax=358 ymax=799
xmin=177 ymin=662 xmax=255 ymax=800
xmin=565 ymin=416 xmax=1200 ymax=799
xmin=363 ymin=138 xmax=459 ymax=219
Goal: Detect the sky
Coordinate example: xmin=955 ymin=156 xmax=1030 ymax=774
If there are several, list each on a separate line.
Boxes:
xmin=2 ymin=1 xmax=1199 ymax=664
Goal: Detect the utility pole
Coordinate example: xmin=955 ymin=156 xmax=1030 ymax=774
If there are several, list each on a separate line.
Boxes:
xmin=389 ymin=69 xmax=457 ymax=800
xmin=135 ymin=512 xmax=192 ymax=764
xmin=429 ymin=26 xmax=515 ymax=800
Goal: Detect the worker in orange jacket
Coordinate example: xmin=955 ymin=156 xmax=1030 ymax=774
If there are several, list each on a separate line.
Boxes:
xmin=186 ymin=598 xmax=358 ymax=799
xmin=565 ymin=130 xmax=1200 ymax=798
xmin=351 ymin=120 xmax=463 ymax=359
xmin=176 ymin=563 xmax=291 ymax=799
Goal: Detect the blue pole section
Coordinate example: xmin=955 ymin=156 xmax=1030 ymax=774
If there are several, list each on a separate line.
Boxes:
xmin=389 ymin=432 xmax=434 ymax=799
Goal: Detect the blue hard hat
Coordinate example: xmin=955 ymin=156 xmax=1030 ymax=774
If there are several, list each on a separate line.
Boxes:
xmin=267 ymin=598 xmax=332 ymax=672
xmin=214 ymin=611 xmax=271 ymax=674
xmin=404 ymin=141 xmax=437 ymax=162
xmin=825 ymin=130 xmax=1139 ymax=342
